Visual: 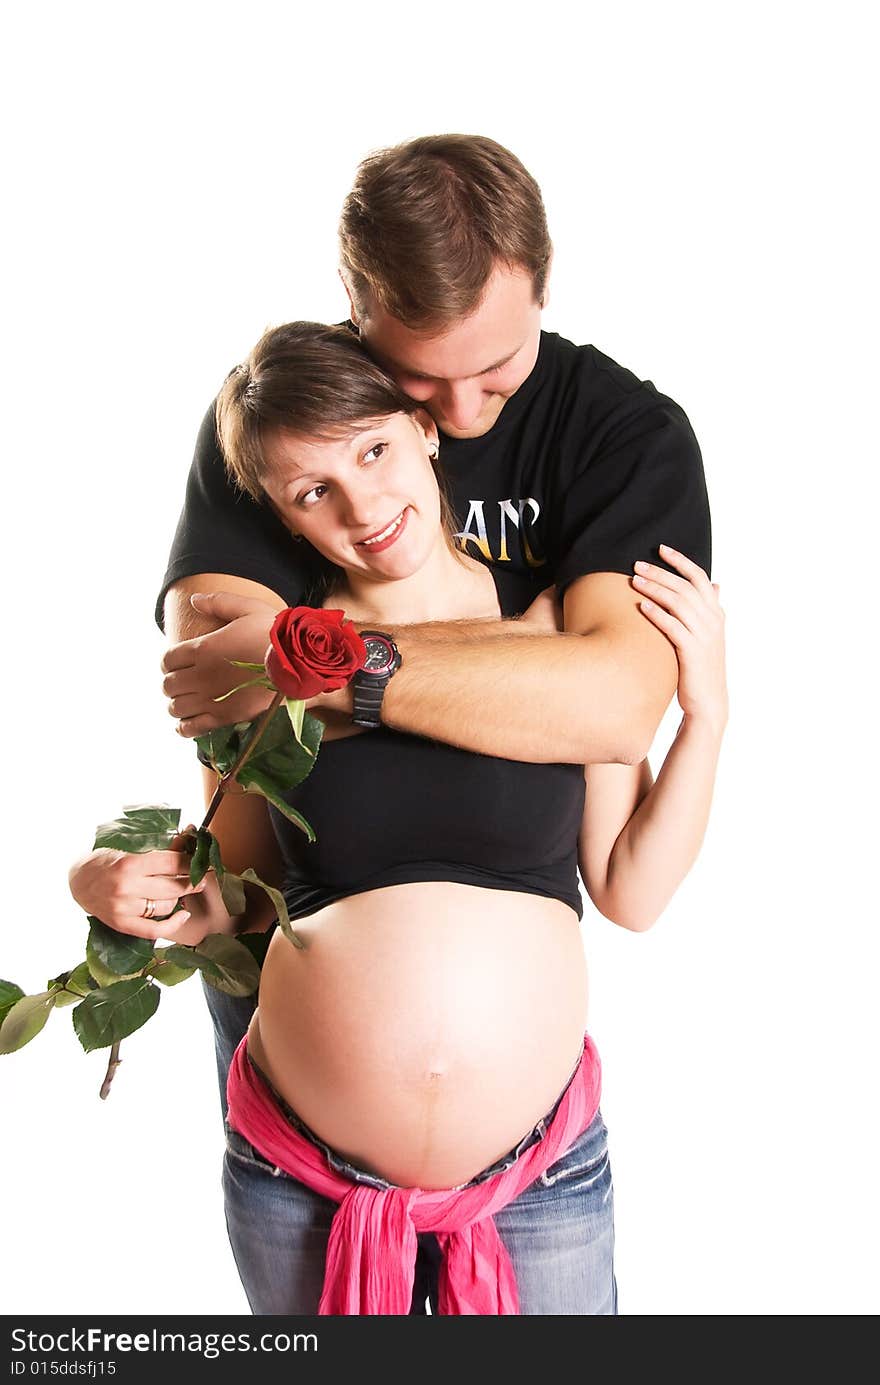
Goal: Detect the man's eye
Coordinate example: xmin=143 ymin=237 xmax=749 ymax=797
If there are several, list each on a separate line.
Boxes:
xmin=363 ymin=443 xmax=387 ymax=463
xmin=299 ymin=484 xmax=328 ymax=506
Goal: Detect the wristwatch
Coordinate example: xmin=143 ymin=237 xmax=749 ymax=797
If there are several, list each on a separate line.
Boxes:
xmin=351 ymin=631 xmax=403 ymax=728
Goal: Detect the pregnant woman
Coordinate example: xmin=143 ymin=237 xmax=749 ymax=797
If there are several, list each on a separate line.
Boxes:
xmin=69 ymin=322 xmax=727 ymax=1315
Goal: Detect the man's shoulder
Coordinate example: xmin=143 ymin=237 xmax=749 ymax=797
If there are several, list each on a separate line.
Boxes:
xmin=541 ymin=331 xmax=675 ymax=412
xmin=530 ymin=333 xmax=703 ymax=498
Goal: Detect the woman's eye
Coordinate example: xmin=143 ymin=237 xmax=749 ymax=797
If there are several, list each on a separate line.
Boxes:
xmin=299 ymin=484 xmax=328 ymax=507
xmin=363 ymin=442 xmax=387 ymax=463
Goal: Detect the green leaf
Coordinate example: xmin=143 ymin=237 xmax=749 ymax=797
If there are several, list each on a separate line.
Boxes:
xmin=219 ymin=871 xmax=247 ymax=917
xmin=93 ymin=805 xmax=181 ymax=853
xmin=229 ymin=660 xmax=269 ymax=672
xmin=246 ymin=706 xmax=324 ymax=786
xmin=70 ymin=960 xmax=97 ymax=991
xmin=72 ymin=977 xmax=160 ymax=1052
xmin=150 ymin=950 xmax=196 ymax=987
xmin=239 ymin=869 xmax=305 ymax=951
xmin=87 ymin=918 xmax=155 ymax=980
xmin=207 ymin=832 xmax=225 ymax=881
xmin=213 ymin=675 xmax=274 ymax=703
xmin=236 ymin=930 xmax=273 ymax=970
xmin=195 ymin=721 xmax=253 ymax=776
xmin=166 ymin=935 xmax=260 ymax=996
xmin=86 ymin=952 xmax=126 ymax=990
xmin=283 ymin=698 xmax=314 ymax=755
xmin=202 ymin=706 xmax=323 ymax=786
xmin=239 ymin=771 xmax=316 ymax=842
xmin=51 ymin=990 xmax=79 ymax=1009
xmin=163 ymin=945 xmax=223 ymax=983
xmin=0 ymin=991 xmax=56 ymax=1053
xmin=190 ymin=828 xmax=212 ymax=887
xmin=49 ymin=962 xmax=96 ymax=1007
xmin=49 ymin=962 xmax=93 ymax=992
xmin=0 ymin=979 xmax=26 ymax=1026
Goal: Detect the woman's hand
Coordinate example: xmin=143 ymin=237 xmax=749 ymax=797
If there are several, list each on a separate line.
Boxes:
xmin=631 ymin=544 xmax=728 ymax=733
xmin=67 ymin=845 xmax=215 ymax=944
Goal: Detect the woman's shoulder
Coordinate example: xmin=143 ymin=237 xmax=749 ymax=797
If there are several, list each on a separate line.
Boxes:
xmin=487 ymin=564 xmax=548 ymax=618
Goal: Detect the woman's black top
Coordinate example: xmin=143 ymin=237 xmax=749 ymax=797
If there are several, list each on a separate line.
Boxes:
xmin=268 ymin=566 xmax=586 ymax=921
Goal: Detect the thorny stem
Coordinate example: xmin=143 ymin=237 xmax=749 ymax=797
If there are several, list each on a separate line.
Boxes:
xmin=97 ymin=690 xmax=286 ymax=1099
xmin=98 ymin=961 xmax=167 ymax=1100
xmin=201 ymin=692 xmax=285 ymax=831
xmin=100 ymin=1043 xmax=121 ymax=1100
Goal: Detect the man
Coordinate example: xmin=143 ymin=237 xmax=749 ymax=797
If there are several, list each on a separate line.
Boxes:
xmin=160 ymin=134 xmax=711 ymax=770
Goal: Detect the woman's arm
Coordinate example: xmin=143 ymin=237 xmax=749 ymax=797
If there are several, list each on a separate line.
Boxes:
xmin=196 ymin=768 xmax=282 ymax=936
xmin=578 ymin=546 xmax=727 ymax=932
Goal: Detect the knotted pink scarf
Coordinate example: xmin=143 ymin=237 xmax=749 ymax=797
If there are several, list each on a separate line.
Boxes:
xmin=226 ymin=1033 xmax=601 ymax=1315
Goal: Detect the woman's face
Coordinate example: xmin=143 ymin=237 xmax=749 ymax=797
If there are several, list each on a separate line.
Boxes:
xmin=261 ymin=411 xmax=443 ymax=584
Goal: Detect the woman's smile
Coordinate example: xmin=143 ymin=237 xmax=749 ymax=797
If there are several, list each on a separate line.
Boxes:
xmin=355 ymin=507 xmax=410 ymax=553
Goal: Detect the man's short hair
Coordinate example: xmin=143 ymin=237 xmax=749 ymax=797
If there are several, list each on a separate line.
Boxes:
xmin=339 ymin=134 xmax=552 ymax=331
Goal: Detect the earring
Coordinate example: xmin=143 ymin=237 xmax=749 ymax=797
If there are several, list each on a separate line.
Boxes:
xmin=291 ymin=532 xmax=303 ymax=543
xmin=428 ymin=446 xmax=439 ymax=461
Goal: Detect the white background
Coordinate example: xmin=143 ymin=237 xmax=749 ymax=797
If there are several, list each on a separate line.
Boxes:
xmin=2 ymin=1 xmax=877 ymax=1318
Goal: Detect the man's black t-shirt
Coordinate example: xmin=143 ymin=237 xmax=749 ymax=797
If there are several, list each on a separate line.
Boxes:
xmin=156 ymin=330 xmax=711 ymax=627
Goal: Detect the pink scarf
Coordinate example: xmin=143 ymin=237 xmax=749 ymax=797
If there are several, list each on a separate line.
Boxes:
xmin=226 ymin=1033 xmax=601 ymax=1315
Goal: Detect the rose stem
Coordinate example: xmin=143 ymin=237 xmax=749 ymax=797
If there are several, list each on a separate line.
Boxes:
xmin=99 ymin=690 xmax=284 ymax=1099
xmin=99 ymin=1043 xmax=122 ymax=1100
xmin=201 ymin=691 xmax=284 ymax=831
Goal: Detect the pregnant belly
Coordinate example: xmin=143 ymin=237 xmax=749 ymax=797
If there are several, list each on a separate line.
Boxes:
xmin=249 ymin=881 xmax=589 ymax=1190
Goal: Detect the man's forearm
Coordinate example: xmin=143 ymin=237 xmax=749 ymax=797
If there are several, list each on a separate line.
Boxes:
xmin=373 ymin=623 xmax=662 ymax=764
xmin=379 ymin=616 xmax=544 ymax=643
xmin=369 ymin=572 xmax=677 ymax=763
xmin=164 ymin=575 xmax=676 ymax=759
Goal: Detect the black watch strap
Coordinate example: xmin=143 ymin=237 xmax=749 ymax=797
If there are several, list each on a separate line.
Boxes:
xmin=351 ymin=630 xmax=402 ymax=729
xmin=352 ymin=673 xmax=392 ymax=728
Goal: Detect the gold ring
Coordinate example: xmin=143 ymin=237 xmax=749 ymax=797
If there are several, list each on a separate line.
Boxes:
xmin=141 ymin=899 xmax=157 ymax=920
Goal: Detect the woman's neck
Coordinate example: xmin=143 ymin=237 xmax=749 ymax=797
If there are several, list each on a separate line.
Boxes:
xmin=329 ymin=533 xmax=497 ymax=625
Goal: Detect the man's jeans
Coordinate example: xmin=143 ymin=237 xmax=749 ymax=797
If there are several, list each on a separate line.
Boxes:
xmin=204 ymin=980 xmax=618 ymax=1315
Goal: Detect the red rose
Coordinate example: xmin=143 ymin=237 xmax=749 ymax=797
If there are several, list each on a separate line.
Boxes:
xmin=264 ymin=607 xmax=366 ymax=700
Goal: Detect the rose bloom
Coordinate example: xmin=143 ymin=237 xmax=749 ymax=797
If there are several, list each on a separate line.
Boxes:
xmin=265 ymin=607 xmax=366 ymax=701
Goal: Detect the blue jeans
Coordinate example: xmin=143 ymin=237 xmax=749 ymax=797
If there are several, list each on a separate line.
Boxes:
xmin=202 ymin=978 xmax=257 ymax=1124
xmin=204 ymin=981 xmax=618 ymax=1315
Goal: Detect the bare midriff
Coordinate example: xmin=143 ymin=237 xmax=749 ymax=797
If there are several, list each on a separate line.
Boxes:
xmin=247 ymin=881 xmax=588 ymax=1191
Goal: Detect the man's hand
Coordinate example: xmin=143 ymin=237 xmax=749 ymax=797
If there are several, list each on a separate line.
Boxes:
xmin=162 ymin=592 xmax=281 ymax=737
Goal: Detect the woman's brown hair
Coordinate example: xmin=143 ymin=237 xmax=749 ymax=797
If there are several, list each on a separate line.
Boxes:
xmin=215 ymin=321 xmax=462 ymax=596
xmin=215 ymin=321 xmax=422 ymax=501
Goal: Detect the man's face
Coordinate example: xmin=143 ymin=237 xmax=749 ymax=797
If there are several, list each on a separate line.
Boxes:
xmin=353 ymin=264 xmax=544 ymax=440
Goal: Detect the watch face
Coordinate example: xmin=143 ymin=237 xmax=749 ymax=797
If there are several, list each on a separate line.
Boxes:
xmin=362 ymin=636 xmax=393 ymax=673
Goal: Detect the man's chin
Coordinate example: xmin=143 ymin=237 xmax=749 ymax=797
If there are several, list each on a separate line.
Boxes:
xmin=434 ymin=397 xmax=507 ymax=440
